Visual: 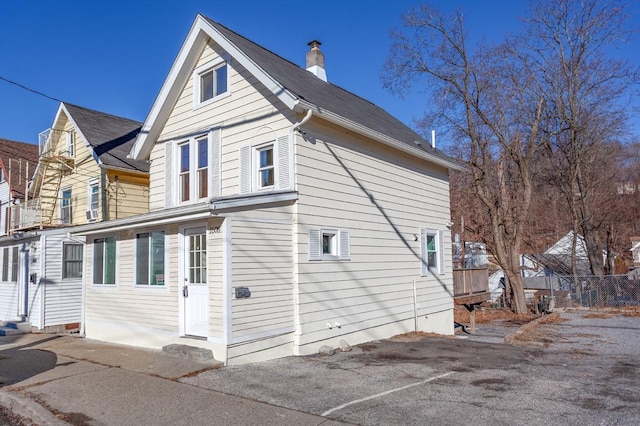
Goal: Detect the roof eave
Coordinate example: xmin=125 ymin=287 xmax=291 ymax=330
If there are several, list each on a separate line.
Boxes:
xmin=299 ymin=101 xmax=464 ymax=172
xmin=130 ymin=15 xmax=299 ymax=161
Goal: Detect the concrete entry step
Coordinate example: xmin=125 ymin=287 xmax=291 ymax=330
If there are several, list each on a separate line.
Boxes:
xmin=0 ymin=321 xmax=31 ymax=336
xmin=162 ymin=344 xmax=215 ymax=362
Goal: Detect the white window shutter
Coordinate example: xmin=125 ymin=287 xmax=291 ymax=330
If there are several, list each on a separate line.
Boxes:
xmin=239 ymin=145 xmax=251 ymax=194
xmin=339 ymin=230 xmax=350 ymax=260
xmin=308 ymin=229 xmax=321 ymax=261
xmin=209 ymin=129 xmax=221 ymax=198
xmin=275 ymin=135 xmax=291 ymax=190
xmin=165 ymin=142 xmax=174 ymax=208
xmin=438 ymin=230 xmax=445 ymax=275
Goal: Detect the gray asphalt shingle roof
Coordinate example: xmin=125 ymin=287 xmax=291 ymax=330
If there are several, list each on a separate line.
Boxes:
xmin=204 ymin=16 xmax=453 ymax=165
xmin=64 ymin=103 xmax=148 ymax=173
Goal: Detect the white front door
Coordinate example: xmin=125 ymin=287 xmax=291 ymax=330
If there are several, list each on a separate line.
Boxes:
xmin=183 ymin=228 xmax=208 ymax=337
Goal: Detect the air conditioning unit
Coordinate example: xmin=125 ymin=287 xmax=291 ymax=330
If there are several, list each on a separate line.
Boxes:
xmin=86 ymin=209 xmax=99 ymax=221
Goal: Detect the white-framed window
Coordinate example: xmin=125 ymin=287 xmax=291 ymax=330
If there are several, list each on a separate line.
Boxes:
xmin=309 ymin=228 xmax=350 ymax=261
xmin=93 ymin=236 xmax=116 ymax=285
xmin=177 ymin=135 xmax=210 ymax=204
xmin=1 ymin=247 xmax=8 ymax=281
xmin=421 ymin=229 xmax=445 ymax=275
xmin=60 ymin=188 xmax=72 ymax=224
xmin=196 ymin=137 xmax=209 ymax=199
xmin=193 ymin=59 xmax=229 ymax=108
xmin=239 ymin=135 xmax=291 ymax=194
xmin=135 ymin=231 xmax=165 ymax=286
xmin=87 ymin=179 xmax=99 ymax=221
xmin=62 ymin=243 xmax=83 ymax=279
xmin=256 ymin=143 xmax=274 ymax=189
xmin=0 ymin=168 xmax=5 ymax=183
xmin=10 ymin=246 xmax=18 ymax=282
xmin=65 ymin=131 xmax=75 ymax=157
xmin=165 ymin=129 xmax=220 ymax=208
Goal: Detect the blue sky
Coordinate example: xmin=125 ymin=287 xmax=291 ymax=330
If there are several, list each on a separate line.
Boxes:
xmin=1 ymin=1 xmax=638 ymax=146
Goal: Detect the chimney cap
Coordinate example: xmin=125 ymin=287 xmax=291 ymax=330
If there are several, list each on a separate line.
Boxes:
xmin=307 ymin=40 xmax=322 ymax=49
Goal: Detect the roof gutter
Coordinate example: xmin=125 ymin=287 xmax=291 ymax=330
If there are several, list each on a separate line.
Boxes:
xmin=297 ymin=101 xmax=464 ymax=172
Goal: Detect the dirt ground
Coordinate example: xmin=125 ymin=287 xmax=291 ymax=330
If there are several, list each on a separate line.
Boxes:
xmin=454 ymin=305 xmax=538 ymax=325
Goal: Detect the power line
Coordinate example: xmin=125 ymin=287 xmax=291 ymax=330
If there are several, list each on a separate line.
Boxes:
xmin=0 ymin=75 xmax=63 ymax=103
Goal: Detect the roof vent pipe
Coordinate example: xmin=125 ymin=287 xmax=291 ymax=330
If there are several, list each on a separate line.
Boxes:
xmin=306 ymin=40 xmax=327 ymax=82
xmin=431 ymin=130 xmax=436 ymax=148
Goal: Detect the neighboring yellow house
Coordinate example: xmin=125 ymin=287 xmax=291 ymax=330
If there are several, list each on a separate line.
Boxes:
xmin=11 ymin=102 xmax=149 ymax=232
xmin=72 ymin=15 xmax=463 ymax=365
xmin=2 ymin=103 xmax=149 ymax=335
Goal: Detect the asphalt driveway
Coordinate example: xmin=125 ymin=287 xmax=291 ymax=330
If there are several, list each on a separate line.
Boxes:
xmin=183 ymin=310 xmax=640 ymax=426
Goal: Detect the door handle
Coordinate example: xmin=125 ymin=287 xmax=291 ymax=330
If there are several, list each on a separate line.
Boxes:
xmin=183 ymin=285 xmax=189 ymax=298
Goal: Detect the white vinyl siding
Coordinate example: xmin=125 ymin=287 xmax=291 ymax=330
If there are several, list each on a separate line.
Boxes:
xmin=42 ymin=234 xmax=83 ymax=327
xmin=148 ymin=41 xmax=296 ymax=211
xmin=230 ymin=219 xmax=294 ymax=341
xmin=0 ymin=244 xmax=19 ymax=322
xmin=294 ymin=122 xmax=454 ymax=349
xmin=85 ymin=226 xmax=180 ymax=336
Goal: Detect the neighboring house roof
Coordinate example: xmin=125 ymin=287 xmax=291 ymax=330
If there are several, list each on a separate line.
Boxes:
xmin=525 ymin=231 xmax=593 ymax=276
xmin=0 ymin=138 xmax=39 ymax=199
xmin=61 ymin=103 xmax=148 ymax=173
xmin=131 ymin=14 xmax=462 ymax=171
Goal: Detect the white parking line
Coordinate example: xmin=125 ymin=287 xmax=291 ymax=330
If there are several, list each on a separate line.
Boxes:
xmin=321 ymin=371 xmax=454 ymax=417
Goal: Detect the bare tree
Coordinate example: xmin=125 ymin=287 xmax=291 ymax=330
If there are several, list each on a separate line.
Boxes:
xmin=383 ymin=4 xmax=548 ymax=313
xmin=526 ymin=0 xmax=639 ymax=277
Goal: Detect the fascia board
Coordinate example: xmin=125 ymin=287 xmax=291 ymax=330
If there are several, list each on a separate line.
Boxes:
xmin=202 ymin=20 xmax=298 ymax=111
xmin=131 ymin=15 xmax=299 ymax=161
xmin=300 ymin=101 xmax=464 ymax=172
xmin=131 ymin=17 xmax=209 ymax=161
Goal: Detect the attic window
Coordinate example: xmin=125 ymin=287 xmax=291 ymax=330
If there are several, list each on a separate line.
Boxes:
xmin=194 ymin=59 xmax=229 ymax=107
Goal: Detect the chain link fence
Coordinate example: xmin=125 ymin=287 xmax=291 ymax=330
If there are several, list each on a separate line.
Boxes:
xmin=552 ymin=275 xmax=640 ymax=308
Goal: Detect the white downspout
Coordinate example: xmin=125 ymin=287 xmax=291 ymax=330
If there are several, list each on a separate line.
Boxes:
xmin=289 ymin=109 xmax=313 ymax=139
xmin=289 ymin=109 xmax=311 ymax=355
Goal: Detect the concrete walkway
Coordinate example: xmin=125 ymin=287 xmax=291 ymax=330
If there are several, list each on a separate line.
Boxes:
xmin=0 ymin=334 xmax=344 ymax=425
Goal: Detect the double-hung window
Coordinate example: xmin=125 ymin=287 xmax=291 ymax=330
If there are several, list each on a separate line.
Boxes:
xmin=179 ymin=142 xmax=190 ymax=202
xmin=256 ymin=144 xmax=274 ymax=189
xmin=421 ymin=229 xmax=445 ymax=275
xmin=62 ymin=243 xmax=83 ymax=279
xmin=194 ymin=58 xmax=229 ymax=107
xmin=65 ymin=131 xmax=75 ymax=157
xmin=136 ymin=231 xmax=165 ymax=286
xmin=61 ymin=188 xmax=72 ymax=224
xmin=165 ymin=129 xmax=220 ymax=208
xmin=93 ymin=236 xmax=116 ymax=285
xmin=197 ymin=137 xmax=208 ymax=199
xmin=87 ymin=180 xmax=99 ymax=220
xmin=178 ymin=135 xmax=209 ymax=204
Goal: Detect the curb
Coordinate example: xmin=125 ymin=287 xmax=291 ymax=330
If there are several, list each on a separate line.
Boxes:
xmin=504 ymin=312 xmax=560 ymax=346
xmin=0 ymin=390 xmax=69 ymax=426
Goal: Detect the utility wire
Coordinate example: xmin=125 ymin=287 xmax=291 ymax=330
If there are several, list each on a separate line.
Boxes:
xmin=0 ymin=75 xmax=63 ymax=103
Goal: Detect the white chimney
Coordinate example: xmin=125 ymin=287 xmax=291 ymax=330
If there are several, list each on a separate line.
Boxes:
xmin=306 ymin=40 xmax=327 ymax=82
